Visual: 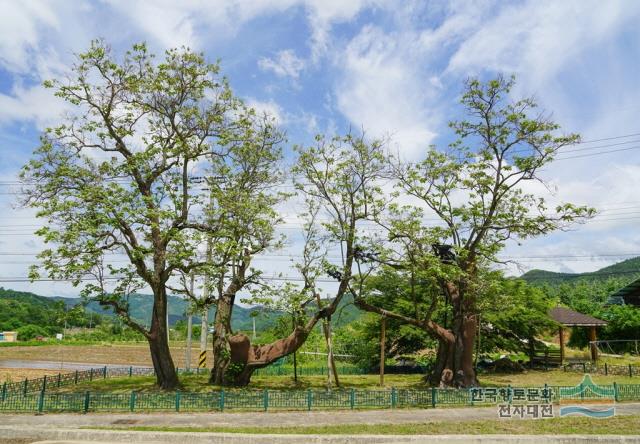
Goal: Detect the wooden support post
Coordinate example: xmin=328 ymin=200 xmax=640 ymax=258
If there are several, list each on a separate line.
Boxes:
xmin=559 ymin=327 xmax=565 ymax=364
xmin=589 ymin=326 xmax=598 ymax=361
xmin=380 ymin=316 xmax=386 ymax=387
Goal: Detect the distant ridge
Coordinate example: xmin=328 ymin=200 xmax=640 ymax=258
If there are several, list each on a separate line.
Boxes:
xmin=520 ymin=256 xmax=640 ymax=285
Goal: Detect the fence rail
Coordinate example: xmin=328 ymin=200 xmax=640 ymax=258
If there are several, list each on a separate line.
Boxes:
xmin=1 ymin=383 xmax=638 ymax=413
xmin=1 ymin=365 xmax=429 ymax=397
xmin=564 ymin=362 xmax=640 ymax=377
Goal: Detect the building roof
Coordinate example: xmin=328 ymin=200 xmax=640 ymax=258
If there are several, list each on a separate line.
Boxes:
xmin=608 ymin=277 xmax=640 ymax=306
xmin=549 ymin=307 xmax=607 ymax=327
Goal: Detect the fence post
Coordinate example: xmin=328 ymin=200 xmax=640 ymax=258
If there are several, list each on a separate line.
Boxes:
xmin=543 ymin=384 xmax=549 ymax=404
xmin=391 ymin=387 xmax=397 ymax=409
xmin=431 ymin=387 xmax=437 ymax=408
xmin=23 ymin=378 xmax=28 ymax=396
xmin=582 ymin=362 xmax=586 ymax=373
xmin=42 ymin=375 xmax=47 ymax=394
xmin=263 ymin=389 xmax=268 ymax=412
xmin=103 ymin=366 xmax=107 ymax=379
xmin=605 ymin=363 xmax=608 ymax=376
xmin=130 ymin=391 xmax=136 ymax=412
xmin=57 ymin=373 xmax=61 ymax=388
xmin=37 ymin=390 xmax=44 ymax=414
xmin=306 ymin=389 xmax=312 ymax=411
xmin=175 ymin=391 xmax=181 ymax=412
xmin=129 ymin=366 xmax=133 ymax=377
xmin=74 ymin=370 xmax=78 ymax=385
xmin=219 ymin=390 xmax=225 ymax=411
xmin=1 ymin=381 xmax=6 ymax=402
xmin=89 ymin=368 xmax=93 ymax=381
xmin=350 ymin=388 xmax=355 ymax=410
xmin=630 ymin=364 xmax=633 ymax=378
xmin=613 ymin=382 xmax=619 ymax=402
xmin=83 ymin=391 xmax=90 ymax=414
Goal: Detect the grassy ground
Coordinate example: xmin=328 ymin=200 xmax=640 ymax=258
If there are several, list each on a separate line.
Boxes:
xmin=92 ymin=415 xmax=640 ymax=435
xmin=45 ymin=370 xmax=640 ymax=393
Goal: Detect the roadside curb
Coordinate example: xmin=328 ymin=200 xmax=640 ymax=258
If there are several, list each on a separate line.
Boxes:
xmin=2 ymin=427 xmax=640 ymax=444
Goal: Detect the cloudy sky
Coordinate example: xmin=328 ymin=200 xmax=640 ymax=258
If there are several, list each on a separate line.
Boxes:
xmin=1 ymin=0 xmax=640 ymax=297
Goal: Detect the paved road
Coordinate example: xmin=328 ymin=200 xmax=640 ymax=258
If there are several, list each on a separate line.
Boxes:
xmin=2 ymin=403 xmax=640 ymax=429
xmin=2 ymin=405 xmax=640 ymax=444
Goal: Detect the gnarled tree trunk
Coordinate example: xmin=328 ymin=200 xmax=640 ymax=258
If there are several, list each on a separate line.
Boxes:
xmin=428 ymin=283 xmax=478 ymax=387
xmin=211 ymin=323 xmax=314 ymax=386
xmin=428 ymin=314 xmax=478 ymax=387
xmin=354 ymin=281 xmax=479 ymax=389
xmin=210 ymin=299 xmax=337 ymax=386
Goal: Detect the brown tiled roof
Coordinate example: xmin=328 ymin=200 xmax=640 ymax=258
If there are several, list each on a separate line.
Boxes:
xmin=549 ymin=307 xmax=607 ymax=327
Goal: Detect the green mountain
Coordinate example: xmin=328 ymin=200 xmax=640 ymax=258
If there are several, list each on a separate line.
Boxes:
xmin=53 ymin=294 xmax=281 ymax=332
xmin=520 ymin=256 xmax=640 ymax=286
xmin=0 ymin=287 xmax=66 ymax=332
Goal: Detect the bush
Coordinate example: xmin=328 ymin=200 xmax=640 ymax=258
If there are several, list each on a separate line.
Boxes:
xmin=16 ymin=324 xmax=50 ymax=341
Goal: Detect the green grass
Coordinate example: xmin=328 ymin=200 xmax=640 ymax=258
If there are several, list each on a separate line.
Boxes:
xmin=47 ymin=370 xmax=640 ymax=394
xmin=90 ymin=415 xmax=640 ymax=435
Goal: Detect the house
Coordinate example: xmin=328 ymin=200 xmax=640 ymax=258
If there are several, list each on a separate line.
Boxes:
xmin=607 ymin=277 xmax=640 ymax=307
xmin=0 ymin=331 xmax=17 ymax=342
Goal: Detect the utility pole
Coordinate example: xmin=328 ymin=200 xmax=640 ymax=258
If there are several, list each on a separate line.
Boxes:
xmin=199 ymin=237 xmax=212 ymax=370
xmin=185 ymin=273 xmax=194 ymax=371
xmin=379 ymin=315 xmax=386 ymax=387
xmin=252 ymin=317 xmax=256 ymax=341
xmin=198 ymin=176 xmax=216 ymax=371
xmin=292 ymin=312 xmax=298 ymax=383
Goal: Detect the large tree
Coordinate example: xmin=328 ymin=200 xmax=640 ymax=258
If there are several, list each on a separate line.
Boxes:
xmin=355 ymin=76 xmax=593 ymax=387
xmin=21 ymin=41 xmax=281 ymax=389
xmin=200 ymin=134 xmax=387 ymax=386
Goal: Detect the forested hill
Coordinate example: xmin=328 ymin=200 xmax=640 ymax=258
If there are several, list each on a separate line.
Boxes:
xmin=519 ymin=257 xmax=640 ymax=315
xmin=0 ymin=287 xmax=67 ymax=333
xmin=0 ymin=287 xmax=362 ymax=335
xmin=520 ymin=256 xmax=640 ymax=286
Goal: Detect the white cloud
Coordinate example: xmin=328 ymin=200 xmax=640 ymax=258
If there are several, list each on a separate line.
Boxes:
xmin=0 ymin=83 xmax=67 ymax=129
xmin=446 ymin=1 xmax=639 ymax=88
xmin=333 ymin=25 xmax=438 ymax=158
xmin=0 ymin=0 xmax=60 ymax=73
xmin=258 ymin=49 xmax=305 ymax=79
xmin=246 ymin=98 xmax=286 ymax=125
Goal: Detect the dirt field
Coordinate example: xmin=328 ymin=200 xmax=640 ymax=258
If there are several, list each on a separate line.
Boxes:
xmin=0 ymin=343 xmax=211 ymax=366
xmin=0 ymin=367 xmax=66 ymax=382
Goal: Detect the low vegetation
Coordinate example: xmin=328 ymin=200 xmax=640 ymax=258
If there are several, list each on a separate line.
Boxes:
xmin=93 ymin=416 xmax=640 ymax=435
xmin=43 ymin=370 xmax=640 ymax=394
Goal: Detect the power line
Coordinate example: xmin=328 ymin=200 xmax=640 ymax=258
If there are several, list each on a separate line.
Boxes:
xmin=554 ymin=145 xmax=640 ymax=161
xmin=575 ymin=132 xmax=640 ymax=144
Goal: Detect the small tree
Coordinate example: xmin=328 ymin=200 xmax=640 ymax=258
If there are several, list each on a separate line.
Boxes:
xmin=21 ymin=41 xmax=279 ymax=389
xmin=355 ymin=76 xmax=593 ymax=387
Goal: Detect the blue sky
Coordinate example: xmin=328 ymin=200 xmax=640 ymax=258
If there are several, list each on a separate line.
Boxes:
xmin=1 ymin=0 xmax=640 ymax=296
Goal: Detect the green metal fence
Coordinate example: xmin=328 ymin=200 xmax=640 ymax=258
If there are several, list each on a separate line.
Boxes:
xmin=2 ymin=383 xmax=640 ymax=413
xmin=0 ymin=365 xmax=402 ymax=397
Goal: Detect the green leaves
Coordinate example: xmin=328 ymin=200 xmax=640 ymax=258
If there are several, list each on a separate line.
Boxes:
xmin=21 ymin=41 xmax=285 ymax=342
xmin=393 ymin=76 xmax=593 ymax=273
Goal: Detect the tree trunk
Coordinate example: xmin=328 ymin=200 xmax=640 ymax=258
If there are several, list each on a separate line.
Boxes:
xmin=212 ymin=323 xmax=314 ymax=386
xmin=324 ymin=319 xmax=340 ymax=388
xmin=148 ymin=288 xmax=179 ymax=390
xmin=428 ymin=314 xmax=478 ymax=388
xmin=210 ymin=292 xmax=233 ymax=385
